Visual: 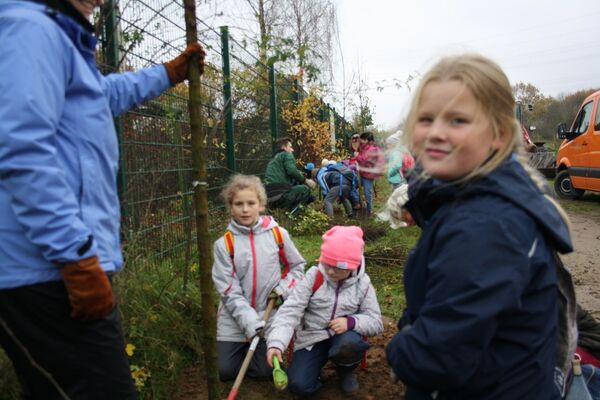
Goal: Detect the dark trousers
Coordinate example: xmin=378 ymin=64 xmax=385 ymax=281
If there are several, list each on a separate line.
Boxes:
xmin=324 ymin=186 xmax=353 ymax=217
xmin=287 ymin=331 xmax=369 ymax=396
xmin=217 ymin=340 xmax=271 ymax=381
xmin=0 ymin=280 xmax=136 ymax=400
xmin=269 ymin=185 xmax=313 ymax=212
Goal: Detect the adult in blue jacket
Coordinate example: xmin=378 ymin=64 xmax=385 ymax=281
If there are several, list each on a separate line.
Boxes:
xmin=384 ymin=53 xmax=573 ymax=400
xmin=0 ymin=0 xmax=205 ymax=398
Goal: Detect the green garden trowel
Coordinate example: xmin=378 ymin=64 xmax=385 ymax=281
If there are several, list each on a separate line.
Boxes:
xmin=272 ymin=356 xmax=288 ymax=391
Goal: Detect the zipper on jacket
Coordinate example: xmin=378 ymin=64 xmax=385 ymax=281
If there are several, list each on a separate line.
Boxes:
xmin=330 ymin=281 xmax=342 ymax=320
xmin=249 ymin=229 xmax=258 ymax=308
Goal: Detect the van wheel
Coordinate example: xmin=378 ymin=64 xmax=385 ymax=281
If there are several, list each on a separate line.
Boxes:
xmin=554 ymin=170 xmax=585 ymax=199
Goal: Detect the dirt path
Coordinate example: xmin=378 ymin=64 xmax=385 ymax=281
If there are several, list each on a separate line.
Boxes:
xmin=561 ymin=204 xmax=600 ymax=320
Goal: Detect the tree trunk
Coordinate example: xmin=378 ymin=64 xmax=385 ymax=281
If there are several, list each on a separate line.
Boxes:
xmin=182 ymin=0 xmax=220 ymax=398
xmin=258 ymin=0 xmax=268 ymax=65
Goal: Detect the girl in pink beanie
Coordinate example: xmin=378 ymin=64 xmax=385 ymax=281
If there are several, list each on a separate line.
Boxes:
xmin=266 ymin=225 xmax=383 ymax=396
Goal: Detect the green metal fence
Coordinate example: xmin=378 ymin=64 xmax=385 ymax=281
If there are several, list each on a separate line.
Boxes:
xmin=96 ymin=0 xmax=353 ymax=258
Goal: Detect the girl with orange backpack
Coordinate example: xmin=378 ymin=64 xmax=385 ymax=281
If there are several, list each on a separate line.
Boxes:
xmin=212 ymin=174 xmax=306 ymax=381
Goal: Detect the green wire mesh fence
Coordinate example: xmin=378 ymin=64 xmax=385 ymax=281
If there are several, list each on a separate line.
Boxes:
xmin=96 ymin=0 xmax=354 ymax=260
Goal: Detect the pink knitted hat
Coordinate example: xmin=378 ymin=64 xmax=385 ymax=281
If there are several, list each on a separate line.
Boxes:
xmin=319 ymin=226 xmax=364 ymax=270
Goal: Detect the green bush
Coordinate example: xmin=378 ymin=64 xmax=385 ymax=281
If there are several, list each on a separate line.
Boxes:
xmin=286 ymin=207 xmax=330 ymax=237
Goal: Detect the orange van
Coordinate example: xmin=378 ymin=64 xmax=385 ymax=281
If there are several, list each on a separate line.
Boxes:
xmin=554 ymin=90 xmax=600 ymax=199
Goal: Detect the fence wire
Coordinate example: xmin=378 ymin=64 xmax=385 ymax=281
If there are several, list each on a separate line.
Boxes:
xmin=96 ymin=0 xmax=353 ymax=259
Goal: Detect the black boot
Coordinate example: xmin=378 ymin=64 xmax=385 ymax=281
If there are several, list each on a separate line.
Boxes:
xmin=336 ymin=366 xmax=359 ymax=394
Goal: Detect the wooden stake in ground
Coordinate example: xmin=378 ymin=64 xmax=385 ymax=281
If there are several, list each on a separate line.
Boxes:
xmin=182 ymin=0 xmax=219 ymax=398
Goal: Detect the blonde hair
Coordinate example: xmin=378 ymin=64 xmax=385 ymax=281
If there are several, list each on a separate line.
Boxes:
xmin=221 ymin=174 xmax=267 ymax=211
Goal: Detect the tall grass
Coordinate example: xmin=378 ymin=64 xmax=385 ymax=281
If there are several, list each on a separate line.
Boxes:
xmin=115 ymin=251 xmax=213 ymax=399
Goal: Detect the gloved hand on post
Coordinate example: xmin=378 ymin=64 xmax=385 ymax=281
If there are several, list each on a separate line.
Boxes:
xmin=61 ymin=256 xmax=115 ymax=321
xmin=164 ymin=42 xmax=206 ymax=86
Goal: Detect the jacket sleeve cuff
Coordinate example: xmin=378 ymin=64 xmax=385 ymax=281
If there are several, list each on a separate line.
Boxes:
xmin=267 ymin=340 xmax=286 ymax=352
xmin=346 ymin=315 xmax=356 ymax=331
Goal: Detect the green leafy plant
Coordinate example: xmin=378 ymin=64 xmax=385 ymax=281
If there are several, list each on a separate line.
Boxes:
xmin=286 ymin=207 xmax=330 ymax=237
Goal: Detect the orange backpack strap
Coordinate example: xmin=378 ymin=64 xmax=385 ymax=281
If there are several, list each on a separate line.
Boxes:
xmin=224 ymin=230 xmax=235 ymax=259
xmin=272 ymin=226 xmax=290 ymax=279
xmin=222 ymin=230 xmax=236 ymax=295
xmin=223 ymin=230 xmax=236 ymax=276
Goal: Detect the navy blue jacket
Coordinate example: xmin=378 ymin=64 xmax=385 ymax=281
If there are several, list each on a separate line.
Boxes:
xmin=386 ymin=158 xmax=572 ymax=400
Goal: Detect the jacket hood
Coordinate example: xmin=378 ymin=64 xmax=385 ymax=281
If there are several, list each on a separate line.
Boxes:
xmin=407 ymin=157 xmax=573 ymax=254
xmin=227 ymin=215 xmax=278 ymax=236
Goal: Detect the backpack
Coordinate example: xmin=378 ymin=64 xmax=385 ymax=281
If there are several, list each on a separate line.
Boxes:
xmin=223 ymin=223 xmax=291 ymax=284
xmin=318 ymin=164 xmax=356 ymax=197
xmin=553 ymin=250 xmax=579 ymax=398
xmin=311 ymin=269 xmax=325 ymax=294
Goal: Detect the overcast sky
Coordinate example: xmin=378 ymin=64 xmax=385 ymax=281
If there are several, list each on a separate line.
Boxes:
xmin=333 ymin=0 xmax=600 ymax=130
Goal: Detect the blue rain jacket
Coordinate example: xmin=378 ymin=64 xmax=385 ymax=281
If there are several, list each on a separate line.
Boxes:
xmin=0 ymin=1 xmax=170 ymax=288
xmin=386 ymin=158 xmax=573 ymax=400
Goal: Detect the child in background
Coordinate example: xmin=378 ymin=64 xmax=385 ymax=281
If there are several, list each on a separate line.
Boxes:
xmin=385 ymin=53 xmax=573 ymax=400
xmin=385 ymin=130 xmax=415 ymax=190
xmin=267 ymin=226 xmax=383 ymax=396
xmin=348 ymin=133 xmax=361 ymax=165
xmin=316 ymin=162 xmax=357 ymax=218
xmin=356 ymin=132 xmax=385 ymax=215
xmin=212 ymin=174 xmax=306 ymax=381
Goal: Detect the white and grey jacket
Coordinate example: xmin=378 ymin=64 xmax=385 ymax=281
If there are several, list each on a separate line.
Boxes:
xmin=212 ymin=216 xmax=306 ymax=342
xmin=267 ymin=261 xmax=383 ymax=352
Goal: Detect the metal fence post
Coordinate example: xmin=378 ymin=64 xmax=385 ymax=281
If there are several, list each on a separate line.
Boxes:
xmin=220 ymin=26 xmax=236 ymax=173
xmin=269 ymin=64 xmax=279 ymax=146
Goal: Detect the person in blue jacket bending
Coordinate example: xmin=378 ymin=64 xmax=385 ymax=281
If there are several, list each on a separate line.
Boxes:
xmin=0 ymin=0 xmax=205 ymax=398
xmin=384 ymin=53 xmax=573 ymax=400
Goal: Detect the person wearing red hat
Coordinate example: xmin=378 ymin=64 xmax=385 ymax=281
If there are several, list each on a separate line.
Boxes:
xmin=266 ymin=225 xmax=383 ymax=396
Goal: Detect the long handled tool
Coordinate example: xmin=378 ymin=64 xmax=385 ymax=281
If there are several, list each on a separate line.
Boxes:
xmin=226 ymin=298 xmax=277 ymax=400
xmin=272 ymin=356 xmax=288 ymax=390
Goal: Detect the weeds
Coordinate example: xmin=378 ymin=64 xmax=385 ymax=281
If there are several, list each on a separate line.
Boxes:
xmin=115 ymin=255 xmax=205 ymax=399
xmin=0 ymin=351 xmax=18 ymax=400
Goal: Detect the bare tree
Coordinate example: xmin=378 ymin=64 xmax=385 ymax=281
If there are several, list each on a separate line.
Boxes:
xmin=273 ymin=0 xmax=337 ymax=84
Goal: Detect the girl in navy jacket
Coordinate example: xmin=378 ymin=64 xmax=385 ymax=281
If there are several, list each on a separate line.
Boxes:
xmin=385 ymin=53 xmax=573 ymax=400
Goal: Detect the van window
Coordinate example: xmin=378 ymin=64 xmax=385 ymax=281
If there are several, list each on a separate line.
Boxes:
xmin=573 ymin=101 xmax=593 ymax=135
xmin=595 ymin=101 xmax=600 ymax=131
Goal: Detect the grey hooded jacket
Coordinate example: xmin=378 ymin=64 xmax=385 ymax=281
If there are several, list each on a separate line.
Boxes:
xmin=267 ymin=261 xmax=383 ymax=352
xmin=212 ymin=216 xmax=306 ymax=342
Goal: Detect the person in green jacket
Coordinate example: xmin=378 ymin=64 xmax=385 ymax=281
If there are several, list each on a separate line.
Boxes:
xmin=265 ymin=137 xmax=316 ymax=212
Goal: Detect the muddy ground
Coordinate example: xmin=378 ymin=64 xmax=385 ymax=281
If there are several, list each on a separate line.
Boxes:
xmin=173 ymin=198 xmax=600 ymax=399
xmin=173 ymin=316 xmax=405 ymax=400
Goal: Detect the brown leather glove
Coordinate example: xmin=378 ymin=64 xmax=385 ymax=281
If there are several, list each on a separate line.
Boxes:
xmin=164 ymin=42 xmax=206 ymax=86
xmin=61 ymin=256 xmax=115 ymax=321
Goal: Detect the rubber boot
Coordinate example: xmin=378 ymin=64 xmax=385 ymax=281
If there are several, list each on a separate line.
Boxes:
xmin=337 ymin=366 xmax=359 ymax=394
